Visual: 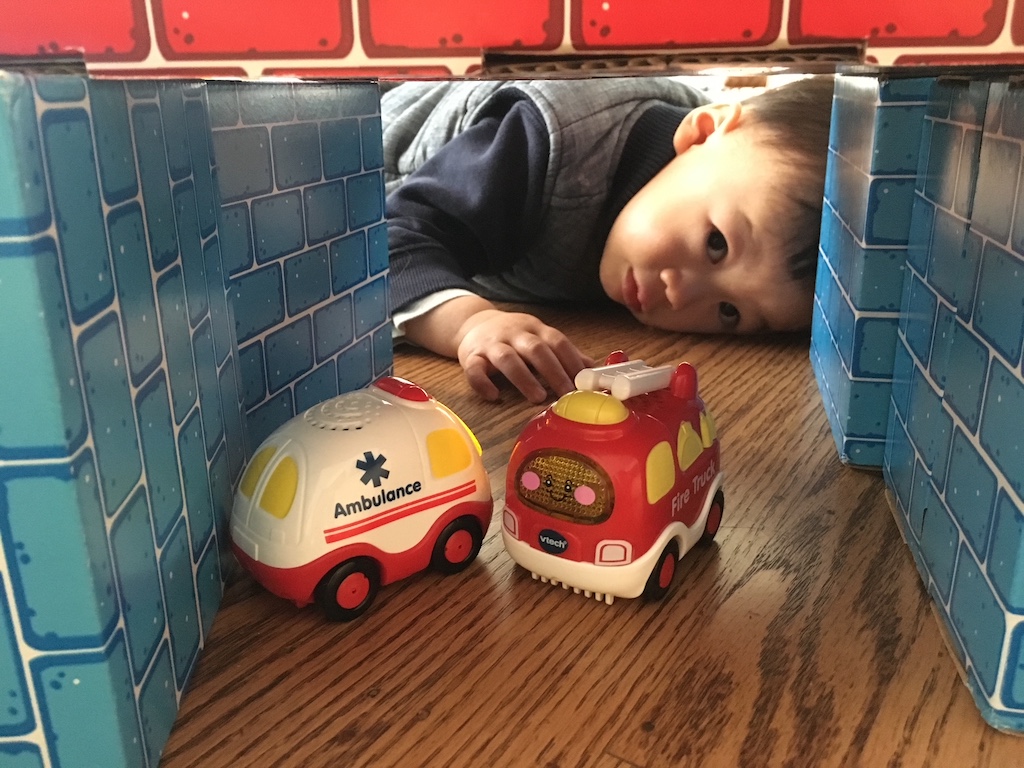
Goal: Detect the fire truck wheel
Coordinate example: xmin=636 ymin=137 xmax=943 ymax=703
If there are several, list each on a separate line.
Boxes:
xmin=643 ymin=540 xmax=680 ymax=601
xmin=431 ymin=516 xmax=484 ymax=575
xmin=315 ymin=558 xmax=381 ymax=622
xmin=701 ymin=490 xmax=725 ymax=544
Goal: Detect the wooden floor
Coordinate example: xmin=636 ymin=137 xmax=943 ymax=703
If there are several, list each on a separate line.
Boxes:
xmin=162 ymin=305 xmax=1022 ymax=768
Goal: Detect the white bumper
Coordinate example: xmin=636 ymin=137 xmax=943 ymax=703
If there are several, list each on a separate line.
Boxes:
xmin=502 ymin=527 xmax=671 ymax=603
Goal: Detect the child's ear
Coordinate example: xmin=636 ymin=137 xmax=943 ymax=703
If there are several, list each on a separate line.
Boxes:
xmin=672 ymin=101 xmax=744 ymax=154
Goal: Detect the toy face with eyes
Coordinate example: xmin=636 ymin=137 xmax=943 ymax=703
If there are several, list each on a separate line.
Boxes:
xmin=514 ymin=450 xmax=614 ymax=524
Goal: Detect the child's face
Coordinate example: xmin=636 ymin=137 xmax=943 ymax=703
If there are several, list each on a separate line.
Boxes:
xmin=599 ymin=102 xmax=814 ymax=335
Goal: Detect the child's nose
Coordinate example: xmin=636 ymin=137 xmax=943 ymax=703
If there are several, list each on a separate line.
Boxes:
xmin=660 ymin=269 xmax=702 ymax=309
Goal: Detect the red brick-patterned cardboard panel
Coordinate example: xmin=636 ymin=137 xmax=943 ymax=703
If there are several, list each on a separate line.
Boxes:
xmin=1 ymin=0 xmax=1023 ymax=75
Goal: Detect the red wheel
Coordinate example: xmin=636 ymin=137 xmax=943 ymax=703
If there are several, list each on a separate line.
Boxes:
xmin=335 ymin=571 xmax=370 ymax=610
xmin=444 ymin=529 xmax=474 ymax=563
xmin=701 ymin=490 xmax=725 ymax=544
xmin=657 ymin=551 xmax=676 ymax=588
xmin=431 ymin=516 xmax=483 ymax=575
xmin=315 ymin=558 xmax=380 ymax=621
xmin=642 ymin=540 xmax=679 ymax=601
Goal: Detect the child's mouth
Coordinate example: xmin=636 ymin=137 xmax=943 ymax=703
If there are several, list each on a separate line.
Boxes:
xmin=623 ymin=269 xmax=643 ymax=313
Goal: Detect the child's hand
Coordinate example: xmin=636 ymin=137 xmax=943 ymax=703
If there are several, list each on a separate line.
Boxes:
xmin=456 ymin=309 xmax=593 ymax=403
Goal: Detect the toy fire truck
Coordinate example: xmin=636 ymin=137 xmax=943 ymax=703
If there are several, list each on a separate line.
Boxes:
xmin=501 ymin=352 xmax=723 ymax=604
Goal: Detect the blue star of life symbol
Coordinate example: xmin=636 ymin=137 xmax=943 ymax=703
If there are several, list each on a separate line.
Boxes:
xmin=356 ymin=451 xmax=390 ymax=487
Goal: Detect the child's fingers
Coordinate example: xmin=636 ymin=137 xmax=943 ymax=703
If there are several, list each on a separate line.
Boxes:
xmin=462 ymin=355 xmax=501 ymax=401
xmin=487 ymin=347 xmax=548 ymax=404
xmin=516 ymin=342 xmax=575 ymax=397
xmin=545 ymin=335 xmax=593 ymax=382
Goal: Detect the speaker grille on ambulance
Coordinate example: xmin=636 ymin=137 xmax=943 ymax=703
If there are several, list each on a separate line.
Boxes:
xmin=304 ymin=392 xmax=383 ymax=431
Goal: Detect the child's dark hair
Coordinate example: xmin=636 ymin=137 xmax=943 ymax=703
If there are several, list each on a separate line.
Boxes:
xmin=743 ymin=75 xmax=835 ymax=286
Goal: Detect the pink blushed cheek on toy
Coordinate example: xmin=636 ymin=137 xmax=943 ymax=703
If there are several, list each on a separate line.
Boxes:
xmin=521 ymin=471 xmax=540 ymax=491
xmin=574 ymin=485 xmax=596 ymax=505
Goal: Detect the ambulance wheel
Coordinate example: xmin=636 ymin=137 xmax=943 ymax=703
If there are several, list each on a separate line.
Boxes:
xmin=701 ymin=490 xmax=725 ymax=544
xmin=642 ymin=540 xmax=679 ymax=602
xmin=316 ymin=558 xmax=380 ymax=622
xmin=431 ymin=516 xmax=484 ymax=575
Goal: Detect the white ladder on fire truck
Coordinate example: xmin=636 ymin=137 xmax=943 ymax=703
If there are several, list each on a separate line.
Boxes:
xmin=574 ymin=359 xmax=674 ymax=401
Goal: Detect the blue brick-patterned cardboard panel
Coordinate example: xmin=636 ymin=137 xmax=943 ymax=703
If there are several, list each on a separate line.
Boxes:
xmin=209 ymin=81 xmax=392 ymax=453
xmin=0 ymin=73 xmax=245 ymax=766
xmin=811 ymin=74 xmax=934 ymax=466
xmin=885 ymin=77 xmax=1024 ymax=732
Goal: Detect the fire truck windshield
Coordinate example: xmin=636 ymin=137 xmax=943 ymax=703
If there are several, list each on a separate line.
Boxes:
xmin=514 ymin=449 xmax=614 ymax=524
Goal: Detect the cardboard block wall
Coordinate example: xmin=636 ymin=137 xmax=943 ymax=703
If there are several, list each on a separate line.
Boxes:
xmin=884 ymin=77 xmax=1024 ymax=732
xmin=812 ymin=75 xmax=933 ymax=466
xmin=207 ymin=80 xmax=391 ymax=449
xmin=813 ymin=72 xmax=1024 ymax=730
xmin=0 ymin=73 xmax=387 ymax=767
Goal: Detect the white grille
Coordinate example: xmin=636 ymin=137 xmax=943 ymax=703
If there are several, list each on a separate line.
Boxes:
xmin=532 ymin=571 xmax=616 ymax=605
xmin=304 ymin=392 xmax=383 ymax=431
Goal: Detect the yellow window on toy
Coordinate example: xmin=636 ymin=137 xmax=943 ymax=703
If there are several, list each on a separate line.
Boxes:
xmin=646 ymin=441 xmax=674 ymax=504
xmin=700 ymin=410 xmax=718 ymax=448
xmin=259 ymin=457 xmax=298 ymax=519
xmin=677 ymin=422 xmax=703 ymax=471
xmin=240 ymin=445 xmax=276 ymax=498
xmin=427 ymin=428 xmax=472 ymax=478
xmin=440 ymin=405 xmax=483 ymax=455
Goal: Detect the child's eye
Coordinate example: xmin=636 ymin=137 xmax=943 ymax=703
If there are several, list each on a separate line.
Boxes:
xmin=719 ymin=302 xmax=740 ymax=330
xmin=707 ymin=229 xmax=728 ymax=263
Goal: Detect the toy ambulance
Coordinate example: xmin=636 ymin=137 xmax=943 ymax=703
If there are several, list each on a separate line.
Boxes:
xmin=231 ymin=376 xmax=493 ymax=621
xmin=501 ymin=352 xmax=724 ymax=605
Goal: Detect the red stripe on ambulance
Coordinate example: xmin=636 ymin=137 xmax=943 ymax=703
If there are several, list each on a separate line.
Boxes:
xmin=323 ymin=480 xmax=478 ymax=543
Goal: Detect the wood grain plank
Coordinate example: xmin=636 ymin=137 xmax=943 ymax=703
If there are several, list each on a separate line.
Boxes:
xmin=160 ymin=306 xmax=1024 ymax=768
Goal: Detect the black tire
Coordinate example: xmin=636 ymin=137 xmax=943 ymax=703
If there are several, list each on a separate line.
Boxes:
xmin=642 ymin=540 xmax=679 ymax=601
xmin=701 ymin=489 xmax=725 ymax=544
xmin=431 ymin=516 xmax=484 ymax=575
xmin=315 ymin=558 xmax=380 ymax=622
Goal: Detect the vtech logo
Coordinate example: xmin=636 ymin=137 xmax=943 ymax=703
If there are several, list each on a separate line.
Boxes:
xmin=538 ymin=529 xmax=569 ymax=555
